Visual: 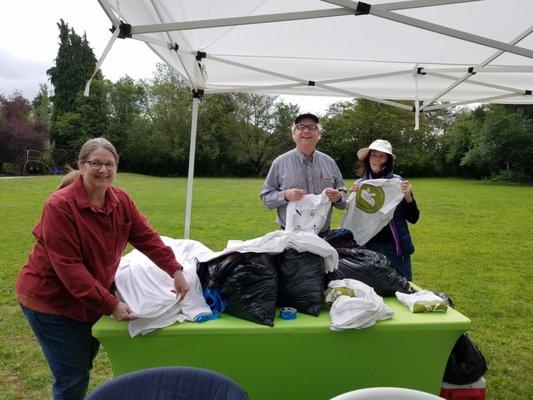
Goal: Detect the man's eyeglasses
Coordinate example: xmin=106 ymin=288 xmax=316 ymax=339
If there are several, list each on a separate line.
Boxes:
xmin=84 ymin=161 xmax=118 ymax=171
xmin=295 ymin=124 xmax=319 ymax=132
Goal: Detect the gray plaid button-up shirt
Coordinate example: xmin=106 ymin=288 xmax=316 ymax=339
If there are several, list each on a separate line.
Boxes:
xmin=260 ymin=148 xmax=346 ymax=232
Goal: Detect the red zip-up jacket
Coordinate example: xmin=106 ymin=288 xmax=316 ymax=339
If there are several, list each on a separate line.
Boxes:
xmin=16 ymin=176 xmax=182 ymax=323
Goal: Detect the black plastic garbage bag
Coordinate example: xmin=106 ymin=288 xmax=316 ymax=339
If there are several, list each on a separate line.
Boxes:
xmin=197 ymin=252 xmax=238 ymax=290
xmin=327 ymin=248 xmax=413 ymax=297
xmin=197 ymin=252 xmax=277 ymax=327
xmin=435 ymin=292 xmax=488 ymax=385
xmin=323 ymin=229 xmax=358 ymax=249
xmin=444 ymin=333 xmax=488 ymax=385
xmin=273 ymin=249 xmax=325 ymax=316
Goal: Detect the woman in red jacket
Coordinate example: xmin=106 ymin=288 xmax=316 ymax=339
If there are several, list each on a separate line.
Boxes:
xmin=16 ymin=137 xmax=189 ymax=400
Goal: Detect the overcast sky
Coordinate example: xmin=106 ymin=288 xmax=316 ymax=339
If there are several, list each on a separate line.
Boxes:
xmin=0 ymin=0 xmax=344 ymax=114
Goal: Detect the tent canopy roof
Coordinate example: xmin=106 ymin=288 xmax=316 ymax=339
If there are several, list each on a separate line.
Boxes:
xmin=98 ymin=0 xmax=533 ymax=110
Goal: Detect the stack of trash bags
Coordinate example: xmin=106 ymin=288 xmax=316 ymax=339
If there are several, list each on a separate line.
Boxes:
xmin=196 ymin=229 xmax=414 ymax=327
xmin=114 ymin=229 xmax=416 ymax=332
xmin=196 ymin=248 xmax=328 ymax=327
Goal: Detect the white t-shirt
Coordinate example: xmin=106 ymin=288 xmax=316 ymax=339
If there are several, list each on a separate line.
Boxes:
xmin=115 ymin=237 xmax=213 ymax=337
xmin=340 ymin=178 xmax=403 ymax=245
xmin=285 ymin=190 xmax=332 ymax=234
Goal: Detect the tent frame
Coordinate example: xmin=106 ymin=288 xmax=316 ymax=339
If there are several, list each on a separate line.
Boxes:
xmin=93 ymin=0 xmax=532 ymax=238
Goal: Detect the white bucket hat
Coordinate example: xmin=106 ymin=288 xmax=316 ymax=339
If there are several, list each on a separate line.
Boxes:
xmin=357 ymin=139 xmax=396 ymax=160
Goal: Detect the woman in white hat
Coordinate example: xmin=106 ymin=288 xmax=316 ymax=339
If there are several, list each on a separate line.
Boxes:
xmin=351 ymin=139 xmax=419 ymax=280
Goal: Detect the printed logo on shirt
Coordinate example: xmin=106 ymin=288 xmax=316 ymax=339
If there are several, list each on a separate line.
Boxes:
xmin=355 ymin=183 xmax=385 ymax=213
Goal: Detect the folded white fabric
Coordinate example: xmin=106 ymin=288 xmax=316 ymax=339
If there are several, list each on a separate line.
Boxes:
xmin=395 ymin=290 xmax=448 ymax=313
xmin=196 ymin=230 xmax=338 ymax=272
xmin=341 ymin=178 xmax=403 ymax=245
xmin=329 ymin=279 xmax=394 ymax=331
xmin=115 ymin=237 xmax=213 ymax=337
xmin=285 ymin=190 xmax=331 ymax=234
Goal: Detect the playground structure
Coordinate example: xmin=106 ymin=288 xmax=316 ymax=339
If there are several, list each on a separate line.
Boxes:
xmin=15 ymin=150 xmax=62 ymax=176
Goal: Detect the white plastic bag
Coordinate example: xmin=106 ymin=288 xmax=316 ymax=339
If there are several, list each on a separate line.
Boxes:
xmin=328 ymin=279 xmax=394 ymax=330
xmin=395 ymin=290 xmax=448 ymax=313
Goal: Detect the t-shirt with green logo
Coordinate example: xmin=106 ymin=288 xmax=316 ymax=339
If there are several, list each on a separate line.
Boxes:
xmin=340 ymin=178 xmax=403 ymax=245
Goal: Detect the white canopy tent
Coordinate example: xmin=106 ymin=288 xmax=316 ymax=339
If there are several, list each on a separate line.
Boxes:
xmin=91 ymin=0 xmax=533 ymax=238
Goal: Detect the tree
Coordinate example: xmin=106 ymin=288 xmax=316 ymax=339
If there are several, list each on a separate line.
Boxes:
xmin=0 ymin=93 xmax=46 ymax=172
xmin=47 ymin=19 xmax=108 ymax=154
xmin=75 ymin=78 xmax=109 ymax=139
xmin=228 ymin=93 xmax=281 ymax=176
xmin=196 ymin=93 xmax=240 ymax=175
xmin=32 ymin=84 xmax=53 ymax=154
xmin=425 ymin=106 xmax=463 ymax=134
xmin=462 ymin=105 xmax=533 ymax=180
xmin=117 ymin=64 xmax=191 ymax=175
xmin=320 ymin=99 xmax=438 ymax=178
xmin=269 ymin=100 xmax=301 ymax=158
xmin=1 ymin=91 xmax=31 ymax=120
xmin=107 ymin=76 xmax=149 ymax=167
xmin=32 ymin=84 xmax=52 ymax=130
xmin=51 ymin=112 xmax=86 ymax=166
xmin=440 ymin=109 xmax=479 ymax=177
xmin=47 ymin=19 xmax=99 ymax=119
xmin=505 ymin=104 xmax=533 ymax=120
xmin=440 ymin=104 xmax=533 ymax=181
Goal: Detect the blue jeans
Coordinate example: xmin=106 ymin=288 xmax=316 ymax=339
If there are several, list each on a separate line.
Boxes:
xmin=20 ymin=304 xmax=100 ymax=400
xmin=364 ymin=242 xmax=413 ymax=280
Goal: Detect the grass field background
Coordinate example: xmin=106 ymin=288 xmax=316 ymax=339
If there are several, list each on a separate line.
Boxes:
xmin=0 ymin=174 xmax=531 ymax=399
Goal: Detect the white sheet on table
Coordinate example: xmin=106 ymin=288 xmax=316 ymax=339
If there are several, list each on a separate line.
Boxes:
xmin=115 ymin=237 xmax=213 ymax=337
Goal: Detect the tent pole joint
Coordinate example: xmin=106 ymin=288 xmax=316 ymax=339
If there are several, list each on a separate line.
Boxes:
xmin=110 ymin=22 xmax=132 ymax=39
xmin=196 ymin=51 xmax=207 ymax=61
xmin=468 ymin=66 xmax=476 ymax=74
xmin=525 ymin=90 xmax=532 ymax=96
xmin=192 ymin=89 xmax=205 ymax=99
xmin=308 ymin=80 xmax=316 ymax=86
xmin=417 ymin=67 xmax=426 ymax=75
xmin=411 ymin=102 xmax=424 ymax=113
xmin=355 ymin=2 xmax=371 ymax=15
xmin=169 ymin=42 xmax=179 ymax=52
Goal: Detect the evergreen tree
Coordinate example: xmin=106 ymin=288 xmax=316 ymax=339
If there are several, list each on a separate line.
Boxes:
xmin=47 ymin=19 xmax=108 ymax=158
xmin=32 ymin=84 xmax=52 ymax=130
xmin=47 ymin=20 xmax=98 ymax=119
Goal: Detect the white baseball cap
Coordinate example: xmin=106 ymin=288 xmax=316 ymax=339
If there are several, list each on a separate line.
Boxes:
xmin=357 ymin=139 xmax=396 ymax=160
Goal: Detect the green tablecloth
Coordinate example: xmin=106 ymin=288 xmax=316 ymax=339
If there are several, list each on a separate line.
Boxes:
xmin=93 ymin=297 xmax=470 ymax=399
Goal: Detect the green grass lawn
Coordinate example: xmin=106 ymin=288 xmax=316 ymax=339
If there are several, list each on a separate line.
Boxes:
xmin=0 ymin=175 xmax=531 ymax=399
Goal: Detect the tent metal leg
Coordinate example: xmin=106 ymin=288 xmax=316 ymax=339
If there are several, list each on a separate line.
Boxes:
xmin=184 ymin=97 xmax=199 ymax=239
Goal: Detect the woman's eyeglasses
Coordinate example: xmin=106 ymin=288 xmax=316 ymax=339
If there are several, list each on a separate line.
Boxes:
xmin=84 ymin=161 xmax=118 ymax=171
